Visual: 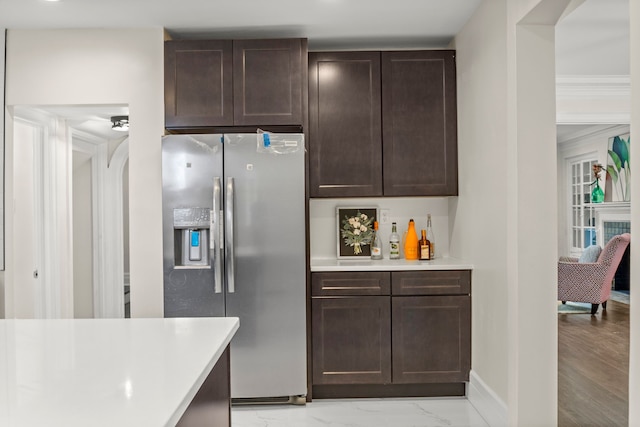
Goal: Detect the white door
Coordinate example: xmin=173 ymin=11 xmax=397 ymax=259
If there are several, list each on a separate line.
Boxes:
xmin=12 ymin=111 xmax=74 ymax=318
xmin=12 ymin=118 xmax=45 ymax=317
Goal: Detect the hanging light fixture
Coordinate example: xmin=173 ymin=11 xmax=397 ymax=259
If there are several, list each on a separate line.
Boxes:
xmin=111 ymin=115 xmax=129 ymax=132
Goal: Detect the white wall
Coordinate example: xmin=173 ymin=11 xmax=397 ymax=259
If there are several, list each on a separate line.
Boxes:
xmin=0 ymin=28 xmax=6 ymax=318
xmin=309 ymin=197 xmax=450 ymax=259
xmin=628 ymin=1 xmax=639 ymax=424
xmin=4 ymin=29 xmax=164 ymax=317
xmin=454 ymin=0 xmax=569 ymax=425
xmin=452 ymin=0 xmax=510 ymax=417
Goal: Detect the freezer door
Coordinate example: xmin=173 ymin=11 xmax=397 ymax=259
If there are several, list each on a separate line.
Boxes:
xmin=224 ymin=133 xmax=307 ymax=398
xmin=162 ymin=134 xmax=225 ymax=318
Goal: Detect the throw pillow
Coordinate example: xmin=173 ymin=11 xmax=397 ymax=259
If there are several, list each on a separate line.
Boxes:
xmin=578 ymin=245 xmax=602 ymax=263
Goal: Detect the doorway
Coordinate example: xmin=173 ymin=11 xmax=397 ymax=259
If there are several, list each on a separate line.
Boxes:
xmin=12 ymin=105 xmax=130 ymax=318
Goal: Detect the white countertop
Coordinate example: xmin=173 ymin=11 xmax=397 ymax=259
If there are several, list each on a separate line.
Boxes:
xmin=311 ymin=256 xmax=473 ymax=271
xmin=0 ymin=317 xmax=239 ymax=427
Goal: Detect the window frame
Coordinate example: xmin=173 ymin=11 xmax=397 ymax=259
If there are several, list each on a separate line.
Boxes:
xmin=567 ymin=154 xmax=598 ymax=256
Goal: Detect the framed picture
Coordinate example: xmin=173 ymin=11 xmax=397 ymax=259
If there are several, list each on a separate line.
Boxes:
xmin=336 ymin=207 xmax=378 ymax=258
xmin=604 ymin=133 xmax=630 ymax=202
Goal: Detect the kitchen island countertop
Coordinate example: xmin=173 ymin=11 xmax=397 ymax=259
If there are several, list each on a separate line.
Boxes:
xmin=0 ymin=317 xmax=239 ymax=427
xmin=311 ymin=256 xmax=473 ymax=272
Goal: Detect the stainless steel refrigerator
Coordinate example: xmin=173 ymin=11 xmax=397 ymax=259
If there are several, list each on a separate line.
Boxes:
xmin=161 ymin=133 xmax=307 ymax=401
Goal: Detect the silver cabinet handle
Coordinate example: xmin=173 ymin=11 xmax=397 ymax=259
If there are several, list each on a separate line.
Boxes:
xmin=212 ymin=177 xmax=222 ymax=294
xmin=225 ymin=177 xmax=235 ymax=293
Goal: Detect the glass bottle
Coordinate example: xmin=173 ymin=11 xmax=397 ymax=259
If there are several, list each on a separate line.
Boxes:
xmin=591 ymin=181 xmax=604 ymax=203
xmin=404 ymin=219 xmax=419 ymax=260
xmin=426 ymin=214 xmax=436 ymax=259
xmin=419 ymin=229 xmax=431 ymax=260
xmin=389 ymin=222 xmax=400 ymax=259
xmin=371 ymin=221 xmax=383 ymax=260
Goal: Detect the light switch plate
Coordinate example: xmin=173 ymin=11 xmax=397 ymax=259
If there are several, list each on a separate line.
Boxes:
xmin=380 ymin=209 xmax=390 ymax=224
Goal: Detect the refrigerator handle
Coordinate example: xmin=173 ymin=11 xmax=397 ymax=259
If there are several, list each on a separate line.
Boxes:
xmin=212 ymin=177 xmax=223 ymax=294
xmin=225 ymin=177 xmax=236 ymax=293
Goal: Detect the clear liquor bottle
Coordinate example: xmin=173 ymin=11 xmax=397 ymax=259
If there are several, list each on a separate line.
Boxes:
xmin=371 ymin=221 xmax=383 ymax=260
xmin=426 ymin=214 xmax=436 ymax=259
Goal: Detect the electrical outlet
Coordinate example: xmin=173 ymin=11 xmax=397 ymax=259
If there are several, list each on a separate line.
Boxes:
xmin=380 ymin=209 xmax=390 ymax=224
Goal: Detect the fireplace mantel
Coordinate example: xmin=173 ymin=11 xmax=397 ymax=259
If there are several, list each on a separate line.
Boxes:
xmin=591 ymin=202 xmax=631 ymax=247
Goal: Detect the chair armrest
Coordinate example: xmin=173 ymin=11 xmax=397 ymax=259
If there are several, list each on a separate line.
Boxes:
xmin=558 ymin=261 xmax=609 ymax=303
xmin=559 ymin=256 xmax=579 ymax=262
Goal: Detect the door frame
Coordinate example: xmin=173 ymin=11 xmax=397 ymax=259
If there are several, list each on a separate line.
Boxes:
xmin=12 ymin=106 xmax=128 ymax=318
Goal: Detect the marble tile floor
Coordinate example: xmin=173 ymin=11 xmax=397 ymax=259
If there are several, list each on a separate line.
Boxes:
xmin=232 ymin=397 xmax=489 ymax=427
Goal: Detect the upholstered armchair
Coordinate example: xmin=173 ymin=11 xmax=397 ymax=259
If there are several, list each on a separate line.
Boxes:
xmin=558 ymin=233 xmax=631 ymax=315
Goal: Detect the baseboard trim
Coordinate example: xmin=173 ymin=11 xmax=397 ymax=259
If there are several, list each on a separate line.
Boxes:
xmin=467 ymin=370 xmax=508 ymax=427
xmin=312 ymin=383 xmax=465 ymax=399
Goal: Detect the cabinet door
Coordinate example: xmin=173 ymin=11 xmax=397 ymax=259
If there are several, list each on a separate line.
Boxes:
xmin=165 ymin=40 xmax=233 ymax=128
xmin=233 ymin=39 xmax=303 ymax=126
xmin=309 ymin=52 xmax=383 ymax=197
xmin=392 ymin=296 xmax=470 ymax=383
xmin=312 ymin=297 xmax=391 ymax=384
xmin=382 ymin=51 xmax=458 ymax=196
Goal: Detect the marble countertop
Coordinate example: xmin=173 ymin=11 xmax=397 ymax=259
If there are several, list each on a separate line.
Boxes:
xmin=0 ymin=317 xmax=239 ymax=427
xmin=311 ymin=256 xmax=473 ymax=271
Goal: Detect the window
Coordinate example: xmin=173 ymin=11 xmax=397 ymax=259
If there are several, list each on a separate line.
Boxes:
xmin=570 ymin=159 xmax=597 ymax=252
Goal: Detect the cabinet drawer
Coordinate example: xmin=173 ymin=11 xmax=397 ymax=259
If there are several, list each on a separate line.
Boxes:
xmin=391 ymin=270 xmax=470 ymax=295
xmin=312 ymin=272 xmax=391 ymax=296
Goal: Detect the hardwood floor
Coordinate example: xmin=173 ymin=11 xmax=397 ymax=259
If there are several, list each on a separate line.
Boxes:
xmin=558 ymin=299 xmax=629 ymax=427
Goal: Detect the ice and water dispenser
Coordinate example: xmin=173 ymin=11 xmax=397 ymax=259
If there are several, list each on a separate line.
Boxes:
xmin=173 ymin=207 xmax=211 ymax=267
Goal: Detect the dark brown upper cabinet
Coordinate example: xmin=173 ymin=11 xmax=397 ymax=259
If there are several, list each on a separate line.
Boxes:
xmin=382 ymin=51 xmax=458 ymax=196
xmin=165 ymin=40 xmax=233 ymax=128
xmin=165 ymin=38 xmax=306 ymax=129
xmin=233 ymin=39 xmax=304 ymax=126
xmin=308 ymin=50 xmax=457 ymax=197
xmin=308 ymin=52 xmax=383 ymax=197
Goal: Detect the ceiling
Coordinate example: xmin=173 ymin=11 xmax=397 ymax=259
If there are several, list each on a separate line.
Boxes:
xmin=555 ymin=0 xmax=629 ymax=76
xmin=1 ymin=0 xmax=629 ymax=140
xmin=0 ymin=0 xmax=483 ymax=50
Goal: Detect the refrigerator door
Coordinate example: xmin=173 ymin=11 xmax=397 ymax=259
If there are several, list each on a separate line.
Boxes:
xmin=224 ymin=133 xmax=307 ymax=398
xmin=162 ymin=134 xmax=225 ymax=318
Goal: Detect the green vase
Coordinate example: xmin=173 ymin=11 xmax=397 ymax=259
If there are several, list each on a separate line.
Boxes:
xmin=591 ymin=181 xmax=604 ymax=203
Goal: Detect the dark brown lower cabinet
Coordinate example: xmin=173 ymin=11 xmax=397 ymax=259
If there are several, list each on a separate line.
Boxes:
xmin=312 ymin=296 xmax=391 ymax=385
xmin=310 ymin=270 xmax=471 ymax=399
xmin=392 ymin=295 xmax=470 ymax=384
xmin=176 ymin=346 xmax=231 ymax=427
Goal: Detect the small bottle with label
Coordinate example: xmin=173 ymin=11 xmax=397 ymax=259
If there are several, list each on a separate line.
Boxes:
xmin=371 ymin=221 xmax=383 ymax=260
xmin=389 ymin=222 xmax=400 ymax=259
xmin=419 ymin=229 xmax=431 ymax=260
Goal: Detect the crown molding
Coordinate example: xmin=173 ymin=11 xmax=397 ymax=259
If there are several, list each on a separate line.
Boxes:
xmin=556 ymin=112 xmax=630 ymax=125
xmin=556 ymin=75 xmax=631 ymax=100
xmin=556 ymin=75 xmax=631 ymax=124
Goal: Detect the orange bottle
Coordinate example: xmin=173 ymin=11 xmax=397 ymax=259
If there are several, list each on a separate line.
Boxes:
xmin=404 ymin=219 xmax=419 ymax=260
